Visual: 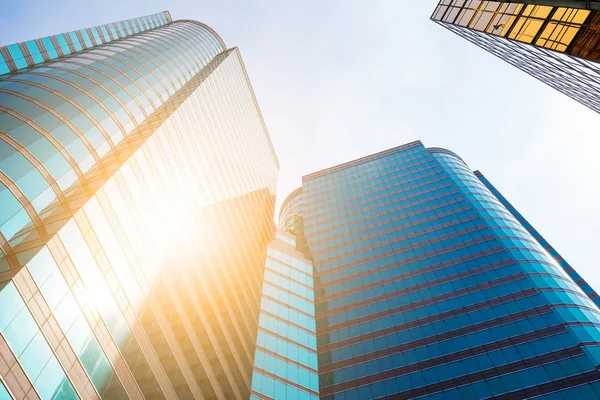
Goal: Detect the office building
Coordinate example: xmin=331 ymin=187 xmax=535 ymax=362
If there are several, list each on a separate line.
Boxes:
xmin=250 ymin=229 xmax=319 ymax=400
xmin=280 ymin=141 xmax=600 ymax=399
xmin=0 ymin=11 xmax=278 ymax=400
xmin=431 ymin=0 xmax=600 ymax=113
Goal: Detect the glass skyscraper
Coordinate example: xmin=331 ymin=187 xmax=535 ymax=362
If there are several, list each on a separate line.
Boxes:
xmin=280 ymin=141 xmax=600 ymax=399
xmin=431 ymin=1 xmax=600 ymax=114
xmin=250 ymin=229 xmax=319 ymax=400
xmin=0 ymin=11 xmax=279 ymax=400
xmin=4 ymin=8 xmax=600 ymax=400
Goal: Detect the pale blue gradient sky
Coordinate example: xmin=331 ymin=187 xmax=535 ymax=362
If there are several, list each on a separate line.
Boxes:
xmin=2 ymin=0 xmax=600 ymax=291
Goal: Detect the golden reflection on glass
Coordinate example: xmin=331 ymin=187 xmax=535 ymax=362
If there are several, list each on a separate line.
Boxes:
xmin=434 ymin=0 xmax=591 ymax=52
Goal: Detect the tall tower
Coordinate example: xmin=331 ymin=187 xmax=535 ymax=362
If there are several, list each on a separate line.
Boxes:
xmin=0 ymin=11 xmax=278 ymax=400
xmin=280 ymin=141 xmax=600 ymax=399
xmin=431 ymin=1 xmax=600 ymax=114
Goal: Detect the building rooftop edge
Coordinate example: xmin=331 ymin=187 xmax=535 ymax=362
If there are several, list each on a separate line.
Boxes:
xmin=427 ymin=147 xmax=469 ymax=167
xmin=279 ymin=187 xmax=303 ymax=222
xmin=228 ymin=47 xmax=279 ymax=169
xmin=302 ymin=140 xmax=424 ymax=183
xmin=0 ymin=11 xmax=172 ymax=76
xmin=174 ymin=19 xmax=227 ymax=51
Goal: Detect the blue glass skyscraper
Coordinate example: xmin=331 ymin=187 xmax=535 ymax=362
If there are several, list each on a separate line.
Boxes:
xmin=0 ymin=11 xmax=279 ymax=400
xmin=280 ymin=141 xmax=600 ymax=399
xmin=250 ymin=229 xmax=319 ymax=399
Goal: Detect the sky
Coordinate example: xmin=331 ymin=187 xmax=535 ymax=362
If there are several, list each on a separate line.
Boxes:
xmin=2 ymin=1 xmax=600 ymax=292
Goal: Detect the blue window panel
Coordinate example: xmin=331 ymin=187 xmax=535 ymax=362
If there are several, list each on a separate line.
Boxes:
xmin=0 ymin=380 xmax=11 ymax=400
xmin=90 ymin=28 xmax=103 ymax=45
xmin=259 ymin=313 xmax=317 ymax=349
xmin=116 ymin=22 xmax=126 ymax=37
xmin=265 ymin=270 xmax=313 ymax=300
xmin=268 ymin=248 xmax=313 ymax=275
xmin=80 ymin=30 xmax=93 ymax=48
xmin=25 ymin=40 xmax=44 ymax=64
xmin=34 ymin=357 xmax=78 ymax=399
xmin=0 ymin=283 xmax=77 ymax=399
xmin=68 ymin=32 xmax=82 ymax=51
xmin=40 ymin=37 xmax=58 ymax=59
xmin=19 ymin=332 xmax=52 ymax=381
xmin=251 ymin=372 xmax=318 ymax=400
xmin=261 ymin=298 xmax=316 ymax=331
xmin=263 ymin=284 xmax=314 ymax=316
xmin=108 ymin=24 xmax=119 ymax=39
xmin=80 ymin=338 xmax=127 ymax=397
xmin=0 ymin=207 xmax=32 ymax=243
xmin=128 ymin=20 xmax=139 ymax=33
xmin=254 ymin=350 xmax=316 ymax=390
xmin=99 ymin=26 xmax=110 ymax=41
xmin=0 ymin=183 xmax=23 ymax=228
xmin=0 ymin=140 xmax=54 ymax=212
xmin=0 ymin=52 xmax=10 ymax=75
xmin=28 ymin=247 xmax=127 ymax=398
xmin=7 ymin=44 xmax=27 ymax=69
xmin=267 ymin=258 xmax=313 ymax=287
xmin=257 ymin=330 xmax=318 ymax=370
xmin=55 ymin=34 xmax=70 ymax=56
xmin=122 ymin=21 xmax=133 ymax=35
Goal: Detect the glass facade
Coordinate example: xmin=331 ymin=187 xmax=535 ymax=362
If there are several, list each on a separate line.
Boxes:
xmin=0 ymin=12 xmax=173 ymax=76
xmin=431 ymin=0 xmax=600 ymax=113
xmin=281 ymin=141 xmax=600 ymax=399
xmin=250 ymin=229 xmax=319 ymax=399
xmin=0 ymin=11 xmax=278 ymax=400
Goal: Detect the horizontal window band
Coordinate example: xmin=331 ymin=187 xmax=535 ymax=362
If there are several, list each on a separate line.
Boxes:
xmin=375 ymin=345 xmax=596 ymax=400
xmin=0 ymin=131 xmax=69 ymax=208
xmin=0 ymin=104 xmax=87 ymax=185
xmin=319 ymin=283 xmax=594 ymax=352
xmin=319 ymin=286 xmax=540 ymax=361
xmin=253 ymin=367 xmax=319 ymax=397
xmin=262 ymin=294 xmax=315 ymax=318
xmin=260 ymin=310 xmax=315 ymax=335
xmin=256 ymin=346 xmax=318 ymax=374
xmin=302 ymin=141 xmax=423 ymax=182
xmin=316 ymin=245 xmax=505 ymax=296
xmin=303 ymin=163 xmax=447 ymax=216
xmin=265 ymin=267 xmax=314 ymax=291
xmin=486 ymin=370 xmax=600 ymax=400
xmin=257 ymin=327 xmax=316 ymax=353
xmin=318 ymin=259 xmax=519 ymax=320
xmin=307 ymin=205 xmax=473 ymax=250
xmin=304 ymin=169 xmax=451 ymax=230
xmin=266 ymin=255 xmax=314 ymax=278
xmin=315 ymin=223 xmax=487 ymax=266
xmin=0 ymin=88 xmax=105 ymax=167
xmin=250 ymin=389 xmax=275 ymax=400
xmin=319 ymin=322 xmax=578 ymax=394
xmin=315 ymin=233 xmax=497 ymax=282
xmin=310 ymin=203 xmax=473 ymax=256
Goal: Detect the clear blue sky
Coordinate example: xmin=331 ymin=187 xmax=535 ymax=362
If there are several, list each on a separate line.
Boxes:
xmin=2 ymin=0 xmax=599 ymax=292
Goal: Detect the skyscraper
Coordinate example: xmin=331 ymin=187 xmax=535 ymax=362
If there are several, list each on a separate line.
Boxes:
xmin=431 ymin=1 xmax=600 ymax=114
xmin=0 ymin=11 xmax=279 ymax=400
xmin=250 ymin=229 xmax=319 ymax=400
xmin=280 ymin=141 xmax=600 ymax=399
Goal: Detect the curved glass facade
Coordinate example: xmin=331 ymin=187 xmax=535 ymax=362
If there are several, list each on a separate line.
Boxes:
xmin=0 ymin=12 xmax=278 ymax=400
xmin=280 ymin=141 xmax=600 ymax=399
xmin=0 ymin=19 xmax=226 ymax=275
